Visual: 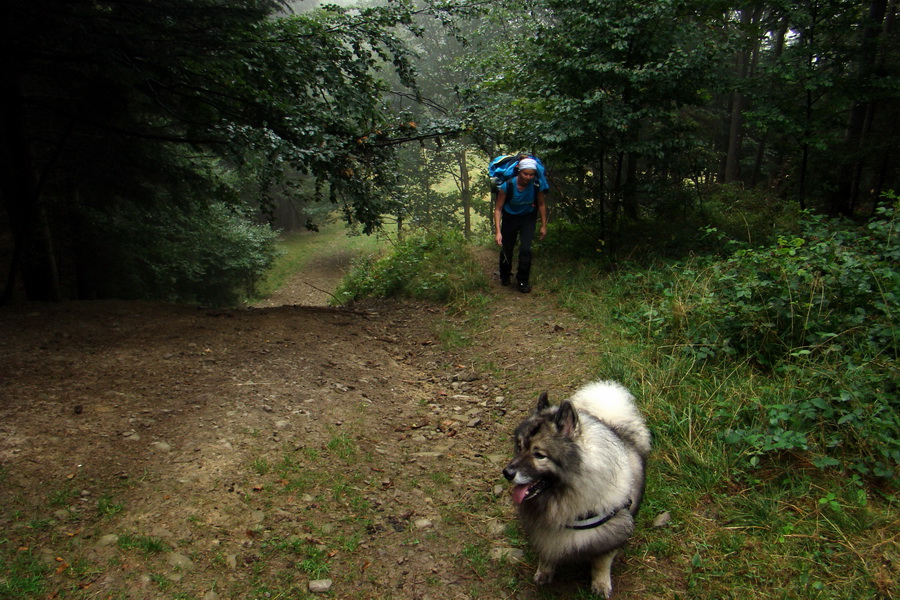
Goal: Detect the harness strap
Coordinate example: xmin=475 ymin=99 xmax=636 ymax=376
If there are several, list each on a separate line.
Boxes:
xmin=566 ymin=499 xmax=632 ymax=531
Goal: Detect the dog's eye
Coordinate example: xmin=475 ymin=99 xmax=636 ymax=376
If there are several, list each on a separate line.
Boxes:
xmin=533 ymin=450 xmax=547 ymax=460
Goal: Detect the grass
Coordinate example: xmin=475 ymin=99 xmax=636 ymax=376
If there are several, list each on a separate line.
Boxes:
xmin=461 ymin=542 xmax=490 ymax=577
xmin=252 ymin=219 xmax=386 ymax=302
xmin=325 ymin=430 xmax=358 ymax=460
xmin=251 ymin=456 xmax=271 ymax=475
xmin=97 ymin=493 xmax=126 ymax=518
xmin=0 ymin=549 xmax=47 ymax=598
xmin=524 ymin=244 xmax=899 ymax=600
xmin=117 ymin=533 xmax=170 ymax=554
xmin=47 ymin=485 xmax=78 ymax=508
xmin=2 ymin=216 xmax=894 ymax=600
xmin=298 ymin=545 xmax=330 ymax=579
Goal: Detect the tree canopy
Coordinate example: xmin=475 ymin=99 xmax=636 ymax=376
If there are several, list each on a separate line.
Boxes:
xmin=1 ymin=0 xmax=898 ymax=301
xmin=1 ymin=0 xmax=458 ymax=301
xmin=462 ymin=0 xmax=899 ymax=243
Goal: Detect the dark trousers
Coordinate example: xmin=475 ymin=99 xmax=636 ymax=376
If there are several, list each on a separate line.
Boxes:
xmin=499 ymin=209 xmax=537 ymax=284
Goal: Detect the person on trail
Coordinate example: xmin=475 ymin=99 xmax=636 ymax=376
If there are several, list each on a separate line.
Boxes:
xmin=494 ymin=157 xmax=548 ymax=293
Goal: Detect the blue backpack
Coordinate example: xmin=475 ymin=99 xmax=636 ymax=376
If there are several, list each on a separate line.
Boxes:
xmin=488 ymin=153 xmax=550 ymax=194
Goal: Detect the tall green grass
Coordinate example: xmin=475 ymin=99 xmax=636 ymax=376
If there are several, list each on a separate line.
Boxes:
xmin=334 ymin=229 xmax=491 ymax=310
xmin=527 ymin=204 xmax=898 ymax=599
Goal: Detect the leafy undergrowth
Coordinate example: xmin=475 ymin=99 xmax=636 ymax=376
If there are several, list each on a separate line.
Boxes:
xmin=530 ymin=205 xmax=899 ymax=599
xmin=334 ymin=229 xmax=491 ymax=310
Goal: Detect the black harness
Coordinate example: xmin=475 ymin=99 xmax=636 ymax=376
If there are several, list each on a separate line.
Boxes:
xmin=566 ymin=499 xmax=632 ymax=531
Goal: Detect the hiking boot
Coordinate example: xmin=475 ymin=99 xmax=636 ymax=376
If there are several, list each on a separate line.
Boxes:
xmin=518 ymin=281 xmax=531 ymax=293
xmin=500 ymin=275 xmax=511 ymax=286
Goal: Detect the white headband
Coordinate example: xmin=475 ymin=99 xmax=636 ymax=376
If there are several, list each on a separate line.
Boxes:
xmin=518 ymin=158 xmax=538 ymax=171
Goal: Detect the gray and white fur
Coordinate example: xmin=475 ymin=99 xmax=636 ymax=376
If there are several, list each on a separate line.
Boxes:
xmin=502 ymin=380 xmax=651 ymax=598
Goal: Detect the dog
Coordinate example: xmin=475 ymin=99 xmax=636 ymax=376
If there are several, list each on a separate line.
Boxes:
xmin=502 ymin=380 xmax=651 ymax=598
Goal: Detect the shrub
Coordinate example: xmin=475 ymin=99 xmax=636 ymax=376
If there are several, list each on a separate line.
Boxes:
xmin=334 ymin=229 xmax=489 ymax=306
xmin=704 ymin=206 xmax=898 ymax=364
xmin=722 ymin=358 xmax=899 ymax=478
xmin=620 ymin=199 xmax=899 ymax=478
xmin=80 ymin=201 xmax=280 ymax=306
xmin=143 ymin=202 xmax=281 ymax=306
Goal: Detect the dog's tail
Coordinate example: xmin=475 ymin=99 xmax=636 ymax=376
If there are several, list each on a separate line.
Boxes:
xmin=569 ymin=380 xmax=651 ymax=456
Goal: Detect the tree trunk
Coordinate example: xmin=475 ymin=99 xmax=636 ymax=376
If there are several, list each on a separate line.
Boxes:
xmin=724 ymin=8 xmax=756 ymax=183
xmin=597 ymin=151 xmax=607 ymax=243
xmin=0 ymin=68 xmax=61 ymax=302
xmin=753 ymin=18 xmax=789 ymax=187
xmin=830 ymin=0 xmax=889 ymax=215
xmin=458 ymin=150 xmax=472 ymax=239
xmin=799 ymin=142 xmax=809 ymax=211
xmin=623 ymin=151 xmax=638 ymax=220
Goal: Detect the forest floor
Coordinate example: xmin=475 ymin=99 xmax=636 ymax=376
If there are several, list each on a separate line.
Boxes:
xmin=0 ymin=242 xmax=662 ymax=599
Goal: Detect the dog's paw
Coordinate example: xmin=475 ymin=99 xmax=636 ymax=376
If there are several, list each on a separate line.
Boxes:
xmin=533 ymin=563 xmax=555 ymax=586
xmin=591 ymin=577 xmax=613 ymax=599
xmin=591 ymin=550 xmax=617 ymax=598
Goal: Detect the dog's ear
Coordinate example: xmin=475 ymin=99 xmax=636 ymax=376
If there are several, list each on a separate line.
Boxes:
xmin=534 ymin=391 xmax=550 ymax=413
xmin=554 ymin=400 xmax=579 ymax=438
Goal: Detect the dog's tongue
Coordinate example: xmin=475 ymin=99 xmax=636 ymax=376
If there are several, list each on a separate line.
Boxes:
xmin=511 ymin=483 xmax=531 ymax=504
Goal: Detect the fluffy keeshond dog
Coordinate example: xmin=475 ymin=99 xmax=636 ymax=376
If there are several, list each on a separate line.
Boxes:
xmin=503 ymin=380 xmax=651 ymax=598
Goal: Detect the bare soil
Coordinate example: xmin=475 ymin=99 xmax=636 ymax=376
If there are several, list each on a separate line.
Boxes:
xmin=0 ymin=245 xmax=644 ymax=599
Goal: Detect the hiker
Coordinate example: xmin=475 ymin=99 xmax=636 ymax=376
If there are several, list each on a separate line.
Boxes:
xmin=494 ymin=157 xmax=548 ymax=293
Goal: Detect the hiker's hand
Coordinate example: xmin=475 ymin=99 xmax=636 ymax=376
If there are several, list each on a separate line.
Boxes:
xmin=495 ymin=232 xmax=503 ymax=246
xmin=539 ymin=224 xmax=547 ymax=241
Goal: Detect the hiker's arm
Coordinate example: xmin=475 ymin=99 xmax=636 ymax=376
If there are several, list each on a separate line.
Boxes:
xmin=537 ymin=191 xmax=548 ymax=241
xmin=494 ymin=190 xmax=506 ymax=246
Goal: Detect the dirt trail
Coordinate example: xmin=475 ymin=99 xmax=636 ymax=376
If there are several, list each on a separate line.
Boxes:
xmin=0 ymin=243 xmax=630 ymax=599
xmin=251 ymin=247 xmax=358 ymax=308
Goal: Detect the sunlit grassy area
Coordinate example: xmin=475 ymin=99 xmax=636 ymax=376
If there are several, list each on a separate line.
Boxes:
xmin=333 ymin=229 xmax=491 ymax=309
xmin=251 ymin=220 xmax=388 ymax=302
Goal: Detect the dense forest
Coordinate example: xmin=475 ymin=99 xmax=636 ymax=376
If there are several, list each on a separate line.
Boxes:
xmin=2 ymin=0 xmax=897 ymax=303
